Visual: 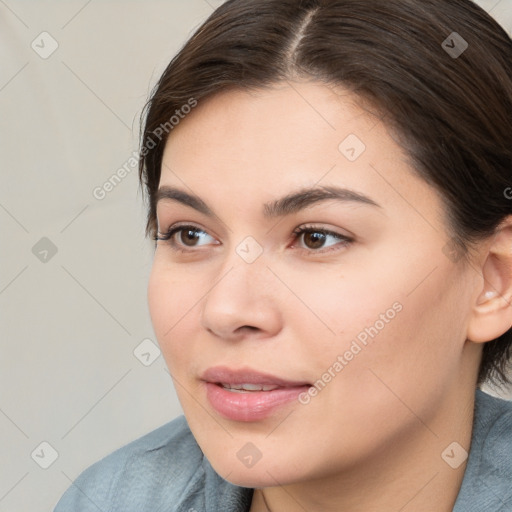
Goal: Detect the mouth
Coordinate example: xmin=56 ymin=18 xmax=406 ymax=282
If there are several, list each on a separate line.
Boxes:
xmin=201 ymin=366 xmax=311 ymax=422
xmin=218 ymin=383 xmax=282 ymax=392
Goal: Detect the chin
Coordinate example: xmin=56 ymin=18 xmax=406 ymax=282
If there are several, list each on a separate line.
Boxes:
xmin=215 ymin=463 xmax=293 ymax=488
xmin=204 ymin=448 xmax=306 ymax=489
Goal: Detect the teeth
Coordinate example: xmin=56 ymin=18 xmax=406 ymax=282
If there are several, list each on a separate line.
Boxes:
xmin=221 ymin=383 xmax=280 ymax=392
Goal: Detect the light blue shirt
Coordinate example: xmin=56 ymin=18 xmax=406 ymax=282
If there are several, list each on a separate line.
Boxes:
xmin=54 ymin=389 xmax=512 ymax=511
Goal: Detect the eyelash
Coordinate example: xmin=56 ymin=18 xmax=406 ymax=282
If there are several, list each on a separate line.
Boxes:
xmin=153 ymin=223 xmax=354 ymax=255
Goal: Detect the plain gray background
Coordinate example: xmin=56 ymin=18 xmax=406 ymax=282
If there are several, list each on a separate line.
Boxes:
xmin=1 ymin=1 xmax=511 ymax=510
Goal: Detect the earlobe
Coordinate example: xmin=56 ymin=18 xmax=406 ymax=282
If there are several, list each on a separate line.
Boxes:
xmin=467 ymin=217 xmax=512 ymax=343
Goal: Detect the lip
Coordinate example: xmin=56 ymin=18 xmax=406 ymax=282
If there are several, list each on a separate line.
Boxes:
xmin=201 ymin=366 xmax=311 ymax=422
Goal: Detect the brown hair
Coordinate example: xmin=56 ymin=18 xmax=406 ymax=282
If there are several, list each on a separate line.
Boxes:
xmin=138 ymin=0 xmax=512 ymax=386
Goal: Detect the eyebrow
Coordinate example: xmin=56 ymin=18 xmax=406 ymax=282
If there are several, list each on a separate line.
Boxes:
xmin=155 ymin=185 xmax=381 ymax=219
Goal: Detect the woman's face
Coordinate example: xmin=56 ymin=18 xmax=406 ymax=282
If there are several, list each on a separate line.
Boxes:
xmin=148 ymin=82 xmax=482 ymax=487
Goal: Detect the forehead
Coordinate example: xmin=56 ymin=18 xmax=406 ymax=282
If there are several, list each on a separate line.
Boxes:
xmin=163 ymin=83 xmax=376 ymax=168
xmin=159 ymin=82 xmax=442 ymax=226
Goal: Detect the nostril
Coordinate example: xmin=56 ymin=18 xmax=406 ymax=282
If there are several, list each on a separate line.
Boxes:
xmin=238 ymin=325 xmax=258 ymax=332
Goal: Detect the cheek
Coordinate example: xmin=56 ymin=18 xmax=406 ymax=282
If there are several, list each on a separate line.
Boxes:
xmin=278 ymin=263 xmax=403 ymax=359
xmin=290 ymin=254 xmax=466 ymax=397
xmin=279 ymin=265 xmax=467 ymax=471
xmin=147 ymin=259 xmax=204 ymax=367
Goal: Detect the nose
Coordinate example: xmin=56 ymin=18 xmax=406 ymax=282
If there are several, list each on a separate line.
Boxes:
xmin=200 ymin=250 xmax=283 ymax=342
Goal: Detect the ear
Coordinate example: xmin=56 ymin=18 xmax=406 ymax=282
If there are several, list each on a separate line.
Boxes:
xmin=467 ymin=216 xmax=512 ymax=343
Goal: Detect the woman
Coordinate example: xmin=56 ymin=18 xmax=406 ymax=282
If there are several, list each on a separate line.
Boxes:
xmin=55 ymin=0 xmax=512 ymax=510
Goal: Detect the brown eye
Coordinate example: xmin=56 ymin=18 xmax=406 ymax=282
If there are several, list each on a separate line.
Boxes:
xmin=179 ymin=228 xmax=203 ymax=246
xmin=292 ymin=226 xmax=353 ymax=253
xmin=154 ymin=224 xmax=216 ymax=250
xmin=303 ymin=231 xmax=327 ymax=250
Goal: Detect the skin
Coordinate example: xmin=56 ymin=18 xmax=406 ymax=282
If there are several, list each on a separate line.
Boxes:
xmin=147 ymin=82 xmax=512 ymax=512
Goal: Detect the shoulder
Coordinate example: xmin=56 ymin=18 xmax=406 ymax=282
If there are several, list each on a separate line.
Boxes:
xmin=474 ymin=390 xmax=512 ymax=490
xmin=454 ymin=389 xmax=512 ymax=512
xmin=473 ymin=389 xmax=512 ymax=471
xmin=53 ymin=415 xmax=252 ymax=512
